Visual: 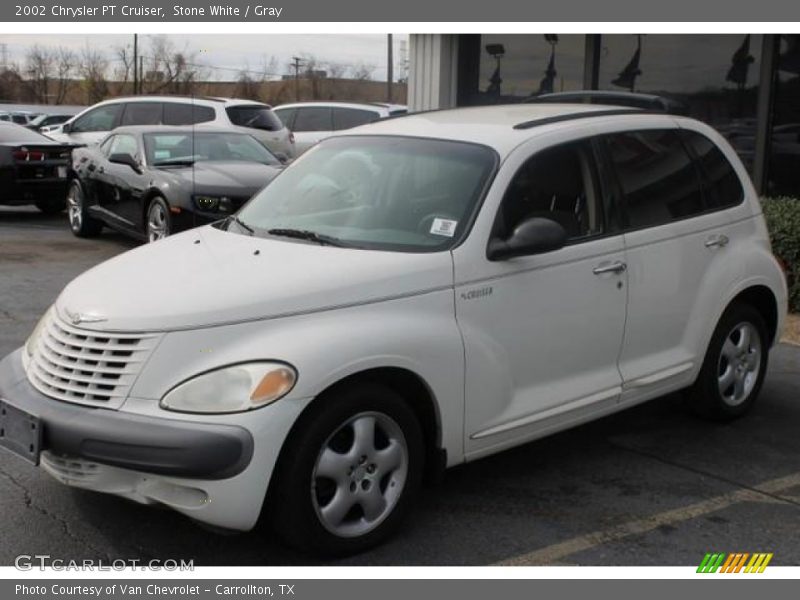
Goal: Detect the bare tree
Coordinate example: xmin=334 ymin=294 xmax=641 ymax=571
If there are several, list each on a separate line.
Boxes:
xmin=77 ymin=47 xmax=109 ymax=104
xmin=23 ymin=45 xmax=53 ymax=103
xmin=350 ymin=62 xmax=376 ymax=81
xmin=142 ymin=36 xmax=207 ymax=95
xmin=113 ymin=44 xmax=135 ymax=91
xmin=53 ymin=47 xmax=75 ymax=104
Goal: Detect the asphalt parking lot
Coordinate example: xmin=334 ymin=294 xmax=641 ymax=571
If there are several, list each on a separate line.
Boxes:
xmin=1 ymin=205 xmax=800 ymax=567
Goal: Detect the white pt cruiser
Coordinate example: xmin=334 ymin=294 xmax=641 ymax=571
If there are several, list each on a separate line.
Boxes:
xmin=0 ymin=104 xmax=788 ymax=555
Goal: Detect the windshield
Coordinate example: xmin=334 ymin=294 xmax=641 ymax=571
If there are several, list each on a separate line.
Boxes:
xmin=232 ymin=136 xmax=497 ymax=252
xmin=143 ymin=131 xmax=281 ymax=166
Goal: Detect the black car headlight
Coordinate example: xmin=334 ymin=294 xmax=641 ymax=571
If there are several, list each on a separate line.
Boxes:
xmin=194 ymin=195 xmax=221 ymax=211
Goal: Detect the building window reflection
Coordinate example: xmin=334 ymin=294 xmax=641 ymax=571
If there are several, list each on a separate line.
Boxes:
xmin=598 ymin=34 xmax=763 ymax=174
xmin=767 ymin=35 xmax=800 ymax=197
xmin=475 ymin=34 xmax=586 ymax=103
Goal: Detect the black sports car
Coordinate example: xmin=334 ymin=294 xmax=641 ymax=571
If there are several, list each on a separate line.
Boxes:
xmin=0 ymin=122 xmax=75 ymax=213
xmin=68 ymin=126 xmax=284 ymax=242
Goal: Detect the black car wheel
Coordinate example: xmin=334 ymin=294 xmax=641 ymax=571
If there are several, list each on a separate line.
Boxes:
xmin=268 ymin=382 xmax=424 ymax=556
xmin=66 ymin=180 xmax=102 ymax=237
xmin=146 ymin=196 xmax=172 ymax=243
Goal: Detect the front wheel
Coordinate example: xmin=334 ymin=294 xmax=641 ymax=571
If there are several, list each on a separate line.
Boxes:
xmin=688 ymin=303 xmax=769 ymax=421
xmin=146 ymin=196 xmax=172 ymax=242
xmin=268 ymin=383 xmax=424 ymax=556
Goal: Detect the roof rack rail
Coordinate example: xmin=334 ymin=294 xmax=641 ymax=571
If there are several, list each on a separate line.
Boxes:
xmin=513 ymin=108 xmax=655 ymax=130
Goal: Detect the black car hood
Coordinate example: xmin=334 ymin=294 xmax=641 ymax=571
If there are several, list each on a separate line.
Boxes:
xmin=163 ymin=161 xmax=282 ymax=196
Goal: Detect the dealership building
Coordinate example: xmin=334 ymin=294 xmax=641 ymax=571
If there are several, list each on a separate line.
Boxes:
xmin=407 ymin=34 xmax=800 ymax=198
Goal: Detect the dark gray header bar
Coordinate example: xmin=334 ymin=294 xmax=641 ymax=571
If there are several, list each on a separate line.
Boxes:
xmin=2 ymin=0 xmax=800 ymax=22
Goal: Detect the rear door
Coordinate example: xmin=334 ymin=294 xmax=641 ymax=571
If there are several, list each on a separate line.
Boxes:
xmin=601 ymin=128 xmax=735 ymax=398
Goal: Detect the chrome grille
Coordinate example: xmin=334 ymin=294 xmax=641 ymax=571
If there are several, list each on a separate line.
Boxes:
xmin=26 ymin=311 xmax=160 ymax=408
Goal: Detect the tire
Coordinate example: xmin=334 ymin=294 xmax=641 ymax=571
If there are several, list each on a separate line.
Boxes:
xmin=268 ymin=382 xmax=424 ymax=556
xmin=688 ymin=303 xmax=769 ymax=421
xmin=66 ymin=180 xmax=103 ymax=237
xmin=35 ymin=198 xmax=66 ymax=214
xmin=145 ymin=196 xmax=172 ymax=242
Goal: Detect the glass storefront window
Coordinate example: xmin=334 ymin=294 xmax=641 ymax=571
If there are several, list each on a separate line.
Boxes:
xmin=474 ymin=34 xmax=586 ymax=103
xmin=598 ymin=34 xmax=763 ymax=174
xmin=767 ymin=35 xmax=800 ymax=197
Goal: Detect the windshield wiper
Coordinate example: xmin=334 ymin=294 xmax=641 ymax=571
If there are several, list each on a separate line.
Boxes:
xmin=267 ymin=228 xmax=349 ymax=247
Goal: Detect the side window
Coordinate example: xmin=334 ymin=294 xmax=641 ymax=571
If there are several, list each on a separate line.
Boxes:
xmin=604 ymin=129 xmax=706 ymax=229
xmin=332 ymin=108 xmax=379 ymax=130
xmin=71 ymin=104 xmax=123 ymax=133
xmin=120 ymin=102 xmax=163 ymax=126
xmin=293 ymin=107 xmax=333 ymax=132
xmin=497 ymin=140 xmax=604 ymax=242
xmin=107 ymin=134 xmax=139 ymax=159
xmin=163 ymin=103 xmax=215 ymax=125
xmin=680 ymin=130 xmax=744 ymax=210
xmin=273 ymin=108 xmax=296 ymax=129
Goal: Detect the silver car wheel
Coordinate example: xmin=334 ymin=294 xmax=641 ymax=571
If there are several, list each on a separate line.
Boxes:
xmin=66 ymin=183 xmax=82 ymax=230
xmin=718 ymin=321 xmax=762 ymax=407
xmin=312 ymin=411 xmax=409 ymax=538
xmin=147 ymin=201 xmax=169 ymax=242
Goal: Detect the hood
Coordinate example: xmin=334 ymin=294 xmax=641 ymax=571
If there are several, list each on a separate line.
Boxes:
xmin=56 ymin=225 xmax=454 ymax=332
xmin=165 ymin=161 xmax=281 ymax=197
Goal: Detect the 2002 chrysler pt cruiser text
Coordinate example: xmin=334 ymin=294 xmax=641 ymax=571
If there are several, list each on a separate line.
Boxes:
xmin=0 ymin=104 xmax=788 ymax=555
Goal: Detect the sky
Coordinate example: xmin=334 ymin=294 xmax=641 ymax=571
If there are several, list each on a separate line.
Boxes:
xmin=0 ymin=33 xmax=409 ymax=81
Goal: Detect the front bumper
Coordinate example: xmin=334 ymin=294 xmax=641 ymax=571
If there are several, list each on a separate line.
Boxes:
xmin=0 ymin=349 xmax=253 ymax=480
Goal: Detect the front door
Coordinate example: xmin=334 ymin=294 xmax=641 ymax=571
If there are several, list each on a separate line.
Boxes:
xmin=456 ymin=139 xmax=628 ymax=456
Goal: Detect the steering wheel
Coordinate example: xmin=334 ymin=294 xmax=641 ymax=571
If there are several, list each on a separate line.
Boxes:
xmin=416 ymin=212 xmax=460 ymax=235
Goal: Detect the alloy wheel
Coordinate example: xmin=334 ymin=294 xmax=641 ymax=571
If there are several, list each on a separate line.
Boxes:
xmin=147 ymin=201 xmax=169 ymax=242
xmin=717 ymin=321 xmax=762 ymax=407
xmin=66 ymin=183 xmax=82 ymax=231
xmin=311 ymin=411 xmax=409 ymax=538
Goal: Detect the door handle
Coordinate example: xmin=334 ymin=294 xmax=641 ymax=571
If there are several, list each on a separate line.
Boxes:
xmin=593 ymin=261 xmax=627 ymax=275
xmin=704 ymin=234 xmax=729 ymax=248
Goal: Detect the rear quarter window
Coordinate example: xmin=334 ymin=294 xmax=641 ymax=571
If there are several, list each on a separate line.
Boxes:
xmin=121 ymin=102 xmax=163 ymax=126
xmin=680 ymin=130 xmax=745 ymax=210
xmin=604 ymin=129 xmax=706 ymax=229
xmin=226 ymin=105 xmax=284 ymax=132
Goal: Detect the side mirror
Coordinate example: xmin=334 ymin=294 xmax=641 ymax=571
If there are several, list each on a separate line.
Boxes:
xmin=487 ymin=217 xmax=567 ymax=261
xmin=61 ymin=122 xmax=72 ymax=133
xmin=273 ymin=152 xmax=289 ymax=164
xmin=109 ymin=152 xmax=141 ymax=173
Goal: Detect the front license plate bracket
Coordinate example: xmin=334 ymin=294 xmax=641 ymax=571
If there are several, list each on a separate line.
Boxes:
xmin=0 ymin=400 xmax=42 ymax=465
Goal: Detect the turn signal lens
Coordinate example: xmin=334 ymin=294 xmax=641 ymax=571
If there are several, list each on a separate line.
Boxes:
xmin=251 ymin=367 xmax=296 ymax=405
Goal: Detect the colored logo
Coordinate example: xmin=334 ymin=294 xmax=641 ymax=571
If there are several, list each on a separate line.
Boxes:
xmin=697 ymin=552 xmax=773 ymax=573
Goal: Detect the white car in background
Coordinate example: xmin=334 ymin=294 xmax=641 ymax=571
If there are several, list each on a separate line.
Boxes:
xmin=273 ymin=101 xmax=406 ymax=154
xmin=0 ymin=104 xmax=787 ymax=556
xmin=42 ymin=96 xmax=296 ymax=160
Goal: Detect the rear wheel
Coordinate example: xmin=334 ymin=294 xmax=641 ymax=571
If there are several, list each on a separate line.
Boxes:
xmin=146 ymin=196 xmax=172 ymax=242
xmin=268 ymin=382 xmax=424 ymax=556
xmin=688 ymin=303 xmax=769 ymax=421
xmin=66 ymin=180 xmax=103 ymax=237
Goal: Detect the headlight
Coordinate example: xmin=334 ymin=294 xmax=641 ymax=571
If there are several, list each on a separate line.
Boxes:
xmin=194 ymin=195 xmax=233 ymax=212
xmin=160 ymin=362 xmax=297 ymax=414
xmin=25 ymin=307 xmax=51 ymax=358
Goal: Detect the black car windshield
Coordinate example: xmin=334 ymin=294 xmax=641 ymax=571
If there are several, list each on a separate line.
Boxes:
xmin=143 ymin=132 xmax=281 ymax=166
xmin=233 ymin=136 xmax=497 ymax=252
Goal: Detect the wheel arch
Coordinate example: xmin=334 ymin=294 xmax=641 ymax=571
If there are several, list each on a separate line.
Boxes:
xmin=726 ymin=285 xmax=780 ymax=347
xmin=273 ymin=366 xmax=445 ymax=488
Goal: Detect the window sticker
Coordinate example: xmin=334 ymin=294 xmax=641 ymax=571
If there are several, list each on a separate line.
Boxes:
xmin=430 ymin=218 xmax=458 ymax=237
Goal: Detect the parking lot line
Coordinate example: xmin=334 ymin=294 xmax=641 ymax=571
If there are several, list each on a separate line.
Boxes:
xmin=495 ymin=472 xmax=800 ymax=566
